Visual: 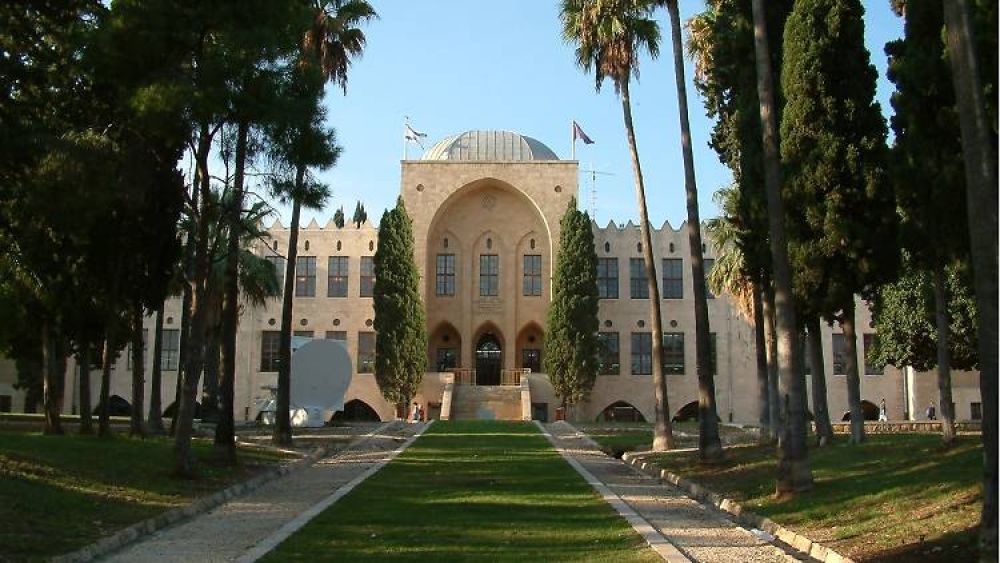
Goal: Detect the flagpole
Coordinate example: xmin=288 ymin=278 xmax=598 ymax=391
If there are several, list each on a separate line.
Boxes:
xmin=571 ymin=121 xmax=576 ymax=161
xmin=403 ymin=117 xmax=408 ymax=160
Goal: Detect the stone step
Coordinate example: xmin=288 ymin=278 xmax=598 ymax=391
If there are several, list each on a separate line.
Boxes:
xmin=451 ymin=385 xmax=522 ymax=421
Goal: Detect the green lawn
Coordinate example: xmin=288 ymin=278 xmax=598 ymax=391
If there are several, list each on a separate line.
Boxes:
xmin=638 ymin=434 xmax=982 ymax=562
xmin=263 ymin=421 xmax=660 ymax=562
xmin=0 ymin=430 xmax=292 ymax=561
xmin=579 ymin=421 xmax=756 ymax=456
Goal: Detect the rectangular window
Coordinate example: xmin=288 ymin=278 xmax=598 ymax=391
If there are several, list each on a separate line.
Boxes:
xmin=832 ymin=333 xmax=847 ymax=375
xmin=863 ymin=334 xmax=883 ymax=375
xmin=436 ymin=254 xmax=456 ymax=296
xmin=631 ymin=332 xmax=652 ymax=375
xmin=703 ymin=258 xmax=715 ymax=299
xmin=264 ymin=255 xmax=286 ymax=293
xmin=597 ymin=258 xmax=619 ymax=299
xmin=0 ymin=395 xmax=10 ymax=413
xmin=161 ymin=329 xmax=180 ymax=371
xmin=597 ymin=332 xmax=620 ymax=375
xmin=293 ymin=330 xmax=314 ymax=338
xmin=127 ymin=329 xmax=148 ymax=371
xmin=662 ymin=258 xmax=683 ymax=299
xmin=630 ymin=258 xmax=649 ymax=299
xmin=523 ymin=255 xmax=542 ymax=296
xmin=436 ymin=348 xmax=457 ymax=371
xmin=971 ymin=402 xmax=982 ymax=420
xmin=325 ymin=331 xmax=347 ymax=341
xmin=295 ymin=256 xmax=316 ymax=297
xmin=663 ymin=332 xmax=685 ymax=375
xmin=327 ymin=256 xmax=349 ymax=297
xmin=360 ymin=256 xmax=374 ymax=297
xmin=480 ymin=254 xmax=499 ymax=296
xmin=358 ymin=332 xmax=376 ymax=373
xmin=260 ymin=331 xmax=281 ymax=372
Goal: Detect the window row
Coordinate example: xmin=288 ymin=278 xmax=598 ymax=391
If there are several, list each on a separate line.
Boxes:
xmin=435 ymin=254 xmax=543 ymax=297
xmin=595 ymin=332 xmax=717 ymax=377
xmin=264 ymin=256 xmax=375 ymax=298
xmin=821 ymin=333 xmax=884 ymax=376
xmin=126 ymin=328 xmax=180 ymax=371
xmin=260 ymin=331 xmax=375 ymax=373
xmin=597 ymin=258 xmax=715 ymax=300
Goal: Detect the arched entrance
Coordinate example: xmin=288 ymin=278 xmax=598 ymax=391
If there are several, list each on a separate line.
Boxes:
xmin=476 ymin=333 xmax=503 ymax=385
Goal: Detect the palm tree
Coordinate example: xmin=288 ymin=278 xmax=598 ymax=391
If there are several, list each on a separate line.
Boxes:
xmin=561 ymin=0 xmax=674 ymax=450
xmin=653 ymin=0 xmax=722 ymax=461
xmin=303 ymin=0 xmax=377 ymax=93
xmin=749 ymin=0 xmax=812 ymax=494
xmin=942 ymin=2 xmax=997 ymax=559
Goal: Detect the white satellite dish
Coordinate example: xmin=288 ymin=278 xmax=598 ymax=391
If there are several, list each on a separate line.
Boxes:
xmin=289 ymin=339 xmax=353 ymax=427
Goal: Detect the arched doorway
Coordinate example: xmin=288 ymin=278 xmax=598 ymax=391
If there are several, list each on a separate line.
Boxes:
xmin=516 ymin=323 xmax=544 ymax=373
xmin=842 ymin=400 xmax=879 ymax=421
xmin=476 ymin=333 xmax=502 ymax=385
xmin=597 ymin=401 xmax=646 ymax=423
xmin=330 ymin=399 xmax=381 ymax=422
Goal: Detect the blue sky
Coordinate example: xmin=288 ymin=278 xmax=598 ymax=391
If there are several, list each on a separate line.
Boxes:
xmin=280 ymin=0 xmax=904 ymax=228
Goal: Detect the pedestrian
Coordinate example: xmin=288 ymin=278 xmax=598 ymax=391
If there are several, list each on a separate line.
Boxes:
xmin=878 ymin=398 xmax=888 ymax=422
xmin=418 ymin=404 xmax=425 ymax=422
xmin=926 ymin=402 xmax=936 ymax=420
xmin=410 ymin=402 xmax=419 ymax=424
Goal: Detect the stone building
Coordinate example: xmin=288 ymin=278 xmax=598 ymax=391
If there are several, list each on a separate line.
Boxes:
xmin=0 ymin=130 xmax=982 ymax=425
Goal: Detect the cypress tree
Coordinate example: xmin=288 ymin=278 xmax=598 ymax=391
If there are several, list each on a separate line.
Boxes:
xmin=333 ymin=205 xmax=345 ymax=228
xmin=352 ymin=201 xmax=367 ymax=227
xmin=373 ymin=197 xmax=427 ymax=414
xmin=544 ymin=197 xmax=599 ymax=410
xmin=780 ymin=0 xmax=897 ymax=444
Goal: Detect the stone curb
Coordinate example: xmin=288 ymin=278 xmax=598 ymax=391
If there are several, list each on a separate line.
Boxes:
xmin=50 ymin=421 xmax=397 ymax=563
xmin=620 ymin=451 xmax=856 ymax=563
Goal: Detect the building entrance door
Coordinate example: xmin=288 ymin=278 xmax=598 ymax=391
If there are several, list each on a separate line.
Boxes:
xmin=476 ymin=334 xmax=502 ymax=385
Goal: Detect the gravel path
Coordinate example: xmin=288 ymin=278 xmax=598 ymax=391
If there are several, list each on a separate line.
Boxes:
xmin=99 ymin=421 xmax=426 ymax=563
xmin=543 ymin=421 xmax=811 ymax=563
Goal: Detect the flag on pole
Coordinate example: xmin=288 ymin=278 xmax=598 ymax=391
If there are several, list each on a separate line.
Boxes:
xmin=572 ymin=121 xmax=594 ymax=144
xmin=405 ymin=123 xmax=427 ymax=149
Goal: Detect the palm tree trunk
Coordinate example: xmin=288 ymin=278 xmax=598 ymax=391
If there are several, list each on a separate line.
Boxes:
xmin=174 ymin=122 xmax=214 ymax=477
xmin=217 ymin=118 xmax=249 ymax=464
xmin=203 ymin=324 xmax=221 ymax=416
xmin=932 ymin=264 xmax=957 ymax=445
xmin=274 ymin=165 xmax=306 ymax=447
xmin=762 ymin=277 xmax=781 ymax=442
xmin=41 ymin=320 xmax=64 ymax=435
xmin=752 ymin=280 xmax=771 ymax=443
xmin=99 ymin=335 xmax=113 ymax=437
xmin=666 ymin=0 xmax=721 ymax=461
xmin=129 ymin=306 xmax=146 ymax=438
xmin=840 ymin=299 xmax=864 ymax=444
xmin=171 ymin=185 xmax=198 ymax=437
xmin=943 ymin=4 xmax=998 ymax=559
xmin=148 ymin=305 xmax=165 ymax=434
xmin=806 ymin=315 xmax=834 ymax=445
xmin=750 ymin=0 xmax=812 ymax=493
xmin=78 ymin=344 xmax=93 ymax=435
xmin=620 ymin=80 xmax=674 ymax=451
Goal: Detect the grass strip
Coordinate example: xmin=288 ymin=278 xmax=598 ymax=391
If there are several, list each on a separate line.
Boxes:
xmin=263 ymin=421 xmax=660 ymax=562
xmin=0 ymin=430 xmax=292 ymax=561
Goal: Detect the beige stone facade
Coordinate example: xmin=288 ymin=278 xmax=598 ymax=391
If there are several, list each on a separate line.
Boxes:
xmin=0 ymin=130 xmax=982 ymax=426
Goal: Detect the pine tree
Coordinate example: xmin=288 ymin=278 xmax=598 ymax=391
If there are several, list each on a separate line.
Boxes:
xmin=780 ymin=0 xmax=897 ymax=445
xmin=372 ymin=197 xmax=427 ymax=413
xmin=544 ymin=197 xmax=599 ymax=409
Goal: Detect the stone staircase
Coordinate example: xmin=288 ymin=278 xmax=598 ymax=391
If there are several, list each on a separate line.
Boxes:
xmin=450 ymin=384 xmax=525 ymax=421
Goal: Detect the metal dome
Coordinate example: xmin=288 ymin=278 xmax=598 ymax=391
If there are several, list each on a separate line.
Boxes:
xmin=421 ymin=130 xmax=559 ymax=161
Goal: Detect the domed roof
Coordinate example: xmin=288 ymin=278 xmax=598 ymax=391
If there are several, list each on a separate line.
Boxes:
xmin=421 ymin=130 xmax=559 ymax=161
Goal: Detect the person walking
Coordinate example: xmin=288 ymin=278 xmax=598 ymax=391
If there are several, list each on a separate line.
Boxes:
xmin=926 ymin=402 xmax=937 ymax=420
xmin=878 ymin=398 xmax=888 ymax=422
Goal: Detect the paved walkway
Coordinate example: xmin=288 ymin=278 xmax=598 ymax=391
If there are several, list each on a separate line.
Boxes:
xmin=542 ymin=421 xmax=810 ymax=563
xmin=99 ymin=421 xmax=427 ymax=563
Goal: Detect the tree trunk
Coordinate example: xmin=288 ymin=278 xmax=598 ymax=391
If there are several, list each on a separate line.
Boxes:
xmin=78 ymin=345 xmax=93 ymax=435
xmin=216 ymin=119 xmax=248 ymax=464
xmin=750 ymin=0 xmax=812 ymax=494
xmin=129 ymin=307 xmax=146 ymax=438
xmin=202 ymin=323 xmax=221 ymax=414
xmin=666 ymin=0 xmax=721 ymax=461
xmin=274 ymin=165 xmax=306 ymax=447
xmin=752 ymin=280 xmax=771 ymax=443
xmin=840 ymin=299 xmax=865 ymax=444
xmin=944 ymin=4 xmax=998 ymax=559
xmin=99 ymin=335 xmax=113 ymax=437
xmin=932 ymin=264 xmax=957 ymax=445
xmin=174 ymin=122 xmax=214 ymax=478
xmin=806 ymin=315 xmax=834 ymax=445
xmin=171 ymin=183 xmax=198 ymax=437
xmin=148 ymin=305 xmax=165 ymax=434
xmin=620 ymin=80 xmax=674 ymax=451
xmin=41 ymin=320 xmax=64 ymax=435
xmin=762 ymin=279 xmax=781 ymax=442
